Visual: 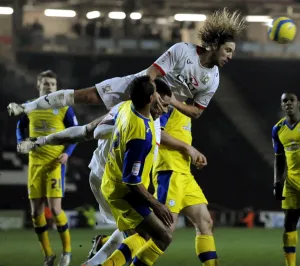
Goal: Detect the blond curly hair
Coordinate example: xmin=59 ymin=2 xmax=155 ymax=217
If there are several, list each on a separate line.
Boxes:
xmin=198 ymin=8 xmax=246 ymax=49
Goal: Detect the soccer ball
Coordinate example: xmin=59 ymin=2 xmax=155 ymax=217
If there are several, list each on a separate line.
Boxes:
xmin=268 ymin=17 xmax=297 ymax=44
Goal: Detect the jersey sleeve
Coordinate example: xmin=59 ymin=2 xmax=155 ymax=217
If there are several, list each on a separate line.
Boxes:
xmin=272 ymin=125 xmax=284 ymax=155
xmin=122 ymin=139 xmax=152 ymax=185
xmin=63 ymin=107 xmax=79 ymax=156
xmin=110 ymin=101 xmax=124 ymax=117
xmin=193 ymin=71 xmax=219 ymax=109
xmin=16 ymin=114 xmax=29 ymax=143
xmin=160 ymin=108 xmax=174 ymax=129
xmin=63 ymin=107 xmax=79 ymax=127
xmin=152 ymin=42 xmax=186 ymax=76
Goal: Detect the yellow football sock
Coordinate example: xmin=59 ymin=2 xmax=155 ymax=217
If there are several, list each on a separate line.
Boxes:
xmin=102 ymin=233 xmax=146 ymax=266
xmin=283 ymin=231 xmax=298 ymax=266
xmin=196 ymin=235 xmax=218 ymax=266
xmin=101 ymin=235 xmax=111 ymax=246
xmin=130 ymin=238 xmax=164 ymax=266
xmin=32 ymin=213 xmax=53 ymax=257
xmin=54 ymin=210 xmax=71 ymax=253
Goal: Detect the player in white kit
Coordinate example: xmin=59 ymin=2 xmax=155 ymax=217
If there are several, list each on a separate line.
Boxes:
xmin=8 ymin=8 xmax=245 ymax=122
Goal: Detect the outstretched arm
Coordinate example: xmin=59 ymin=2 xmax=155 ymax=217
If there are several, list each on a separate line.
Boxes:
xmin=17 ymin=114 xmax=108 ymax=154
xmin=8 ymin=87 xmax=102 ymax=116
xmin=159 ymin=110 xmax=207 ymax=167
xmin=161 ymin=130 xmax=207 ymax=168
xmin=272 ymin=125 xmax=286 ymax=183
xmin=40 ymin=114 xmax=106 ymax=146
xmin=272 ymin=125 xmax=286 ymax=200
xmin=35 ymin=103 xmax=120 ymax=147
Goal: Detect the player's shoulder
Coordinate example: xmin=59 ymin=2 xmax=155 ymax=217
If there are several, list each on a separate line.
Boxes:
xmin=214 ymin=66 xmax=219 ymax=75
xmin=110 ymin=101 xmax=126 ymax=116
xmin=273 ymin=117 xmax=286 ymax=132
xmin=171 ymin=42 xmax=194 ymax=53
xmin=274 ymin=117 xmax=286 ymax=127
xmin=58 ymin=106 xmax=73 ymax=116
xmin=128 ymin=108 xmax=152 ymax=136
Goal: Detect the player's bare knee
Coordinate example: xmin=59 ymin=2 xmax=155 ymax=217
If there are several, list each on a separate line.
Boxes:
xmin=195 ymin=216 xmax=213 ymax=235
xmin=207 ymin=217 xmax=214 ymax=230
xmin=30 ymin=200 xmax=44 ymax=217
xmin=49 ymin=206 xmax=62 ymax=216
xmin=31 ymin=205 xmax=44 ymax=217
xmin=31 ymin=209 xmax=44 ymax=218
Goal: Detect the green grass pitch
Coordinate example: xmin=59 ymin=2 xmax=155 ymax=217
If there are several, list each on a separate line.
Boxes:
xmin=0 ymin=227 xmax=295 ymax=265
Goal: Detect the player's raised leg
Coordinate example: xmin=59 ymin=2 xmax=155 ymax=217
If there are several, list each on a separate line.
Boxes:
xmin=47 ymin=164 xmax=71 ymax=266
xmin=29 ymin=165 xmax=56 ymax=266
xmin=85 ymin=171 xmax=124 ymax=265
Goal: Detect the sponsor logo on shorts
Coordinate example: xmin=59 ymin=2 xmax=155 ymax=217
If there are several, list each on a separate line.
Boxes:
xmin=132 ymin=161 xmax=141 ymax=176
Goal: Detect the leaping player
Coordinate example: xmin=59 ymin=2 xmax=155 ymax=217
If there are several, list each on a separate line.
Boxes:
xmin=8 ymin=8 xmax=245 ymax=121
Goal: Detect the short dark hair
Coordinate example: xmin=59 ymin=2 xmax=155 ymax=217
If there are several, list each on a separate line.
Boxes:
xmin=283 ymin=92 xmax=299 ymax=99
xmin=129 ymin=76 xmax=155 ymax=109
xmin=155 ymin=79 xmax=171 ymax=97
xmin=37 ymin=70 xmax=57 ymax=81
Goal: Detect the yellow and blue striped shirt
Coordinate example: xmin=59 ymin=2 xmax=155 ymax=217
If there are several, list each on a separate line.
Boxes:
xmin=16 ymin=106 xmax=78 ymax=165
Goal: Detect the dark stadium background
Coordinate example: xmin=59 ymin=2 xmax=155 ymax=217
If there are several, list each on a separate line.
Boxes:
xmin=0 ymin=0 xmax=300 ymax=265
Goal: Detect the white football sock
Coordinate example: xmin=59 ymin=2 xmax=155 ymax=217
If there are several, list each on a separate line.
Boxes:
xmin=87 ymin=229 xmax=124 ymax=265
xmin=22 ymin=89 xmax=74 ymax=113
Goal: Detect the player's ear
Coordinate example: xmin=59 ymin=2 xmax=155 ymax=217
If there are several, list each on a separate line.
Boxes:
xmin=37 ymin=80 xmax=41 ymax=91
xmin=150 ymin=94 xmax=154 ymax=103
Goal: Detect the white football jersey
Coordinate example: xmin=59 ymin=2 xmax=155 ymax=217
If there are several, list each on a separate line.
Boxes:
xmin=88 ymin=102 xmax=123 ymax=178
xmin=132 ymin=42 xmax=219 ymax=108
xmin=95 ymin=42 xmax=219 ymax=111
xmin=88 ymin=139 xmax=110 ymax=178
